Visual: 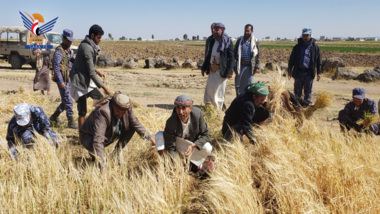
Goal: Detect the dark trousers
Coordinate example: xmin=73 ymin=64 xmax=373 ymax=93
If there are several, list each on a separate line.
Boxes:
xmin=294 ymin=74 xmax=313 ymax=104
xmin=288 ymin=90 xmax=310 ymax=108
xmin=338 ymin=110 xmax=379 ymax=134
xmin=55 ymin=82 xmax=74 ymax=117
xmin=80 ymin=129 xmax=136 ymax=157
xmin=77 ymin=89 xmax=103 ymax=117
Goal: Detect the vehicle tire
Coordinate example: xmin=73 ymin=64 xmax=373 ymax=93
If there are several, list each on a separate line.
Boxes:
xmin=29 ymin=61 xmax=36 ymax=69
xmin=9 ymin=54 xmax=24 ymax=69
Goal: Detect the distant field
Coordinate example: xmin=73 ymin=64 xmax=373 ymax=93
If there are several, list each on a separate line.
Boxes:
xmin=187 ymin=40 xmax=380 ymax=53
xmin=260 ymin=40 xmax=380 ymax=53
xmin=70 ymin=40 xmax=380 ymax=67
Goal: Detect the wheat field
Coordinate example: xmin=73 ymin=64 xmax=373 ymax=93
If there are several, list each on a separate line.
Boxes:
xmin=0 ymin=78 xmax=379 ymax=213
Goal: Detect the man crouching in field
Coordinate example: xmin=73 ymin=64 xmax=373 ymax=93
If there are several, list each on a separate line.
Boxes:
xmin=79 ymin=92 xmax=155 ymax=168
xmin=339 ymin=88 xmax=379 ymax=134
xmin=222 ymin=82 xmax=270 ymax=144
xmin=162 ymin=95 xmax=213 ymax=172
xmin=6 ymin=103 xmax=59 ymax=160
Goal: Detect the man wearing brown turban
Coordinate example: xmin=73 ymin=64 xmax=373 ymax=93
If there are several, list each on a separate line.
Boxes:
xmin=80 ymin=92 xmax=155 ymax=167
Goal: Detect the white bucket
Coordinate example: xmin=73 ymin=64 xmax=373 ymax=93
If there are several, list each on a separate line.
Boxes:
xmin=155 ymin=131 xmax=165 ymax=151
xmin=175 ymin=137 xmax=213 ymax=167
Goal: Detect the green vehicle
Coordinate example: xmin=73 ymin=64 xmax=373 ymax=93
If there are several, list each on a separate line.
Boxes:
xmin=0 ymin=26 xmax=77 ymax=69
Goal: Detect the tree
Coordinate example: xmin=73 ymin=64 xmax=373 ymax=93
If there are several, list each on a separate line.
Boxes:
xmin=196 ymin=35 xmax=199 ymax=40
xmin=108 ymin=33 xmax=114 ymax=40
xmin=152 ymin=34 xmax=154 ymax=40
xmin=137 ymin=37 xmax=142 ymax=41
xmin=183 ymin=34 xmax=188 ymax=40
xmin=119 ymin=36 xmax=126 ymax=40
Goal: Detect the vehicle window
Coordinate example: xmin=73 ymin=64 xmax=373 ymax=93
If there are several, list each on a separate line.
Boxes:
xmin=7 ymin=33 xmax=20 ymax=42
xmin=0 ymin=33 xmax=6 ymax=41
xmin=46 ymin=33 xmax=62 ymax=44
xmin=20 ymin=33 xmax=27 ymax=44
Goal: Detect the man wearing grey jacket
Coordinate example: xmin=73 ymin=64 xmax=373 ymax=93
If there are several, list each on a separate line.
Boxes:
xmin=163 ymin=95 xmax=212 ymax=171
xmin=70 ymin=24 xmax=111 ymax=131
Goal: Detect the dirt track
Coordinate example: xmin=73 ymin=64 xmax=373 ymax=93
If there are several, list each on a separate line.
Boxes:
xmin=0 ymin=62 xmax=379 ymax=135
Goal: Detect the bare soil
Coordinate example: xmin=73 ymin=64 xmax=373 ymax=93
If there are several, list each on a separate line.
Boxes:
xmin=0 ymin=62 xmax=379 ymax=136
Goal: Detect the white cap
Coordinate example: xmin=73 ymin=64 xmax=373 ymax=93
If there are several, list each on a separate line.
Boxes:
xmin=14 ymin=103 xmax=30 ymax=126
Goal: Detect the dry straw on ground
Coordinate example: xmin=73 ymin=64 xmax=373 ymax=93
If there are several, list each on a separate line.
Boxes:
xmin=0 ymin=87 xmax=380 ymax=213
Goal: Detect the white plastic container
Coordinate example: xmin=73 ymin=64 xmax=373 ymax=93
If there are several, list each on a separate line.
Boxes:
xmin=155 ymin=131 xmax=165 ymax=151
xmin=175 ymin=137 xmax=213 ymax=167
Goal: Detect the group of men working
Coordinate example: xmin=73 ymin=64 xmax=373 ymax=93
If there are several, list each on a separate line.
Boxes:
xmin=5 ymin=24 xmax=379 ymax=171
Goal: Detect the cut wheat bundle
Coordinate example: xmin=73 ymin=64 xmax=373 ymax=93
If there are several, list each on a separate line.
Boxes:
xmin=357 ymin=111 xmax=380 ymax=127
xmin=303 ymin=92 xmax=333 ymax=119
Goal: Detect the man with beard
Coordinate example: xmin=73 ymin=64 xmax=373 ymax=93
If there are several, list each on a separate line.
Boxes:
xmin=288 ymin=28 xmax=322 ymax=104
xmin=70 ymin=24 xmax=112 ymax=131
xmin=233 ymin=24 xmax=261 ymax=96
xmin=201 ymin=23 xmax=234 ymax=109
xmin=222 ymin=82 xmax=270 ymax=143
xmin=50 ymin=29 xmax=77 ymax=129
xmin=80 ymin=92 xmax=155 ymax=168
xmin=162 ymin=95 xmax=212 ymax=171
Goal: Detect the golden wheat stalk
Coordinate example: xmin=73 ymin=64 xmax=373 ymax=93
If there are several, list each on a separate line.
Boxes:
xmin=266 ymin=67 xmax=286 ymax=115
xmin=357 ymin=111 xmax=380 ymax=126
xmin=303 ymin=92 xmax=333 ymax=119
xmin=2 ymin=85 xmax=380 ymax=213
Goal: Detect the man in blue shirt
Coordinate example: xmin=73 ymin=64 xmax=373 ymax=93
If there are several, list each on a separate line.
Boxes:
xmin=6 ymin=103 xmax=59 ymax=159
xmin=50 ymin=29 xmax=77 ymax=129
xmin=338 ymin=88 xmax=378 ymax=134
xmin=233 ymin=24 xmax=260 ymax=96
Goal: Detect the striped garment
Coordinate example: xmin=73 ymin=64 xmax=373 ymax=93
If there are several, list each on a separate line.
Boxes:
xmin=241 ymin=40 xmax=251 ymax=61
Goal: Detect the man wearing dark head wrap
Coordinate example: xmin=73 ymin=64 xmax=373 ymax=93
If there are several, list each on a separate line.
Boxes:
xmin=162 ymin=95 xmax=212 ymax=171
xmin=222 ymin=82 xmax=270 ymax=143
xmin=201 ymin=23 xmax=234 ymax=109
xmin=79 ymin=92 xmax=155 ymax=168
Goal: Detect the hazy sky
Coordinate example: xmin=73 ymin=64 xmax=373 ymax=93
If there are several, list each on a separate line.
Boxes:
xmin=2 ymin=0 xmax=379 ymax=40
